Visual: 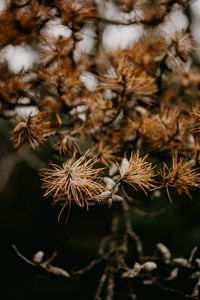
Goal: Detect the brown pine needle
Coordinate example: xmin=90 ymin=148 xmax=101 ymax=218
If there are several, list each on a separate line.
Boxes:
xmin=40 ymin=151 xmax=105 ymax=221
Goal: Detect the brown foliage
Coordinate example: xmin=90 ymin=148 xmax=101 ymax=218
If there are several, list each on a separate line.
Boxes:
xmin=40 ymin=151 xmax=105 ymax=221
xmin=119 ymin=151 xmax=156 ymax=193
xmin=2 ymin=1 xmax=200 ymax=299
xmin=160 ymin=155 xmax=200 ymax=202
xmin=54 ymin=0 xmax=97 ymax=31
xmin=10 ymin=112 xmax=51 ymax=150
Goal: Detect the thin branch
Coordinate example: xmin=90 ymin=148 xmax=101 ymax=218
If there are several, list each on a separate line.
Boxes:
xmin=94 ymin=267 xmax=109 ymax=300
xmin=106 ymin=272 xmax=115 ymax=300
xmin=148 ymin=273 xmax=198 ymax=299
xmin=72 ymin=256 xmax=105 ymax=277
xmin=121 ymin=200 xmax=144 ymax=261
xmin=189 ymin=246 xmax=198 ymax=264
xmin=131 ymin=207 xmax=165 ymax=218
xmin=12 ymin=244 xmax=36 ymax=266
xmin=44 ymin=251 xmax=58 ymax=265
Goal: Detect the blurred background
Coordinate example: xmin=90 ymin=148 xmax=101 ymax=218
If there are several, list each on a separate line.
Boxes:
xmin=1 ymin=122 xmax=200 ymax=300
xmin=1 ymin=0 xmax=200 ymax=299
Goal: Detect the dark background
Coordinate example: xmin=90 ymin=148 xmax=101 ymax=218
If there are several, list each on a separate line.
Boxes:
xmin=1 ymin=129 xmax=200 ymax=300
